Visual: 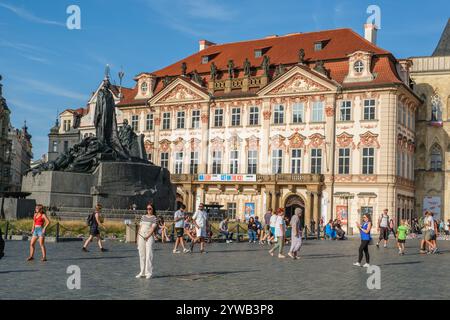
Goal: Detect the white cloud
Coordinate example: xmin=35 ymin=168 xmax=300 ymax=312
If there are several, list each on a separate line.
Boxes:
xmin=10 ymin=77 xmax=87 ymax=101
xmin=0 ymin=2 xmax=65 ymax=27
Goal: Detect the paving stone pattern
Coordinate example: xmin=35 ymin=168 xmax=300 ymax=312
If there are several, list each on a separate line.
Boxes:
xmin=0 ymin=238 xmax=449 ymax=300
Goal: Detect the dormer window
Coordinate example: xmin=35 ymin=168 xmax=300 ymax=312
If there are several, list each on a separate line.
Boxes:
xmin=141 ymin=82 xmax=148 ymax=94
xmin=201 ymin=56 xmax=209 ymax=64
xmin=354 ymin=60 xmax=364 ymax=73
xmin=314 ymin=42 xmax=323 ymax=51
xmin=255 ymin=49 xmax=262 ymax=58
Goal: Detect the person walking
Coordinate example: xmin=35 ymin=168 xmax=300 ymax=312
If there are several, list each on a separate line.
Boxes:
xmin=82 ymin=204 xmax=107 ymax=252
xmin=190 ymin=203 xmax=208 ymax=253
xmin=173 ymin=204 xmax=189 ymax=253
xmin=261 ymin=209 xmax=273 ymax=244
xmin=353 ymin=214 xmax=372 ymax=268
xmin=136 ymin=204 xmax=158 ymax=279
xmin=219 ymin=217 xmax=233 ymax=243
xmin=396 ymin=219 xmax=409 ymax=255
xmin=288 ymin=208 xmax=303 ymax=259
xmin=269 ymin=210 xmax=278 ymax=244
xmin=27 ymin=204 xmax=50 ymax=261
xmin=247 ymin=217 xmax=258 ymax=243
xmin=422 ymin=211 xmax=436 ymax=253
xmin=376 ymin=209 xmax=390 ymax=248
xmin=269 ymin=209 xmax=286 ymax=259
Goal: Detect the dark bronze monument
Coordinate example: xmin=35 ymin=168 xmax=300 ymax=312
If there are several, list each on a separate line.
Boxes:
xmin=23 ymin=74 xmax=176 ymax=211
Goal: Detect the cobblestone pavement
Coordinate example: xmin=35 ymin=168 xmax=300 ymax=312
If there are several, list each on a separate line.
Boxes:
xmin=1 ymin=237 xmax=449 ymax=300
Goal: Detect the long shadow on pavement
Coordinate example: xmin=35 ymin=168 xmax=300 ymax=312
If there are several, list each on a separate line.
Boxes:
xmin=153 ymin=269 xmax=259 ymax=279
xmin=0 ymin=270 xmax=39 ymax=274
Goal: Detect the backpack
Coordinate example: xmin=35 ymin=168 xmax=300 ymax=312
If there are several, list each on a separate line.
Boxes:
xmin=86 ymin=212 xmax=95 ymax=226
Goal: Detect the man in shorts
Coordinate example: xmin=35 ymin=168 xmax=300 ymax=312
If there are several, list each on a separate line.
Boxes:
xmin=376 ymin=209 xmax=390 ymax=248
xmin=173 ymin=204 xmax=189 ymax=254
xmin=191 ymin=203 xmax=208 ymax=253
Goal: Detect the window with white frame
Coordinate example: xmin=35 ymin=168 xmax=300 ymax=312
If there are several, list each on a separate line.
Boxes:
xmin=339 ymin=101 xmax=352 ymax=121
xmin=311 ymin=101 xmax=324 ymax=122
xmin=231 ymin=108 xmax=241 ymax=126
xmin=229 ymin=150 xmax=239 ymax=174
xmin=141 ymin=82 xmax=148 ymax=94
xmin=162 ymin=112 xmax=171 ymax=130
xmin=227 ymin=203 xmax=237 ymax=219
xmin=272 ymin=149 xmax=283 ymax=174
xmin=160 ymin=152 xmax=169 ymax=169
xmin=363 ymin=99 xmax=376 ymax=120
xmin=362 ymin=148 xmax=375 ymax=175
xmin=146 ymin=114 xmax=153 ymax=131
xmin=214 ymin=109 xmax=223 ymax=127
xmin=176 ymin=111 xmax=185 ymax=129
xmin=273 ymin=105 xmax=284 ymax=124
xmin=192 ymin=110 xmax=200 ymax=129
xmin=190 ymin=151 xmax=199 ymax=174
xmin=52 ymin=141 xmax=57 ymax=152
xmin=212 ymin=151 xmax=222 ymax=174
xmin=338 ymin=148 xmax=350 ymax=174
xmin=354 ymin=60 xmax=364 ymax=73
xmin=311 ymin=148 xmax=322 ymax=174
xmin=249 ymin=106 xmax=259 ymax=125
xmin=174 ymin=152 xmax=183 ymax=174
xmin=247 ymin=150 xmax=257 ymax=174
xmin=292 ymin=103 xmax=304 ymax=123
xmin=131 ymin=115 xmax=139 ymax=131
xmin=291 ymin=149 xmax=302 ymax=174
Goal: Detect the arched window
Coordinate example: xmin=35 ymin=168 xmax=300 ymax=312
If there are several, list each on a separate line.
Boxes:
xmin=430 ymin=144 xmax=442 ymax=171
xmin=431 ymin=94 xmax=442 ymax=121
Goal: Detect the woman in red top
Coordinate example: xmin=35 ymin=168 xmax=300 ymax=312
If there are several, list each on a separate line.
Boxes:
xmin=28 ymin=204 xmax=50 ymax=261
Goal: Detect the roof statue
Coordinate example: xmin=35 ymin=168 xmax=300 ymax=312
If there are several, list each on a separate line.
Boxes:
xmin=298 ymin=48 xmax=306 ymax=64
xmin=261 ymin=55 xmax=270 ymax=77
xmin=210 ymin=62 xmax=217 ymax=80
xmin=227 ymin=59 xmax=234 ymax=79
xmin=243 ymin=58 xmax=251 ymax=77
xmin=433 ymin=19 xmax=450 ymax=56
xmin=181 ymin=62 xmax=187 ymax=76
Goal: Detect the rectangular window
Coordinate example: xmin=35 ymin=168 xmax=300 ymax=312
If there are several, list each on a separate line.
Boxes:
xmin=249 ymin=106 xmax=259 ymax=126
xmin=227 ymin=203 xmax=237 ymax=220
xmin=362 ymin=148 xmax=375 ymax=175
xmin=311 ymin=101 xmax=324 ymax=122
xmin=52 ymin=141 xmax=57 ymax=152
xmin=402 ymin=106 xmax=406 ymax=126
xmin=340 ymin=101 xmax=352 ymax=121
xmin=214 ymin=109 xmax=223 ymax=127
xmin=272 ymin=149 xmax=283 ymax=174
xmin=160 ymin=152 xmax=169 ymax=169
xmin=338 ymin=148 xmax=350 ymax=174
xmin=363 ymin=99 xmax=376 ymax=120
xmin=229 ymin=150 xmax=239 ymax=174
xmin=231 ymin=108 xmax=241 ymax=126
xmin=360 ymin=206 xmax=373 ymax=219
xmin=247 ymin=150 xmax=257 ymax=174
xmin=311 ymin=149 xmax=322 ymax=174
xmin=273 ymin=105 xmax=284 ymax=124
xmin=291 ymin=149 xmax=302 ymax=174
xmin=131 ymin=115 xmax=139 ymax=131
xmin=146 ymin=114 xmax=153 ymax=131
xmin=212 ymin=151 xmax=222 ymax=174
xmin=162 ymin=112 xmax=171 ymax=130
xmin=190 ymin=151 xmax=198 ymax=175
xmin=292 ymin=103 xmax=304 ymax=123
xmin=176 ymin=111 xmax=185 ymax=129
xmin=175 ymin=152 xmax=183 ymax=174
xmin=64 ymin=141 xmax=69 ymax=153
xmin=192 ymin=110 xmax=200 ymax=129
xmin=397 ymin=150 xmax=402 ymax=176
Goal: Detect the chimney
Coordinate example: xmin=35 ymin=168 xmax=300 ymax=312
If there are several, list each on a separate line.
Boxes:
xmin=364 ymin=23 xmax=378 ymax=45
xmin=199 ymin=40 xmax=216 ymax=51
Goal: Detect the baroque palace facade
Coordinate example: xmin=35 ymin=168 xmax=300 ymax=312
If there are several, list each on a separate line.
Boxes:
xmin=55 ymin=25 xmax=422 ymax=231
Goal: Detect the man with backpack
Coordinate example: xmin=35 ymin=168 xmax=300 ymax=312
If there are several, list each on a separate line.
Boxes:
xmin=376 ymin=209 xmax=390 ymax=248
xmin=83 ymin=204 xmax=108 ymax=252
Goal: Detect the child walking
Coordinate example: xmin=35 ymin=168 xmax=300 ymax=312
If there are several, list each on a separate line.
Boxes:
xmin=396 ymin=219 xmax=409 ymax=255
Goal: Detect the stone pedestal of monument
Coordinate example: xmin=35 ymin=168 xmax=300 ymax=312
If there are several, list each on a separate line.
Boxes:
xmin=22 ymin=161 xmax=176 ymax=210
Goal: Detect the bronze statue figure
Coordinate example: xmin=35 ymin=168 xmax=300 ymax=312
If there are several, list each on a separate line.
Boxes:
xmin=243 ymin=58 xmax=251 ymax=77
xmin=191 ymin=70 xmax=203 ymax=85
xmin=262 ymin=55 xmax=270 ymax=76
xmin=210 ymin=62 xmax=217 ymax=80
xmin=298 ymin=49 xmax=306 ymax=64
xmin=181 ymin=62 xmax=187 ymax=76
xmin=227 ymin=59 xmax=234 ymax=79
xmin=314 ymin=60 xmax=328 ymax=76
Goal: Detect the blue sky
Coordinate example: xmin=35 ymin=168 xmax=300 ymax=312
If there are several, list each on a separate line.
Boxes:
xmin=0 ymin=0 xmax=449 ymax=159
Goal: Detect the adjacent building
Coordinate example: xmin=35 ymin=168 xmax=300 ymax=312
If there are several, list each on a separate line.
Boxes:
xmin=411 ymin=19 xmax=450 ymax=222
xmin=8 ymin=122 xmax=32 ymax=192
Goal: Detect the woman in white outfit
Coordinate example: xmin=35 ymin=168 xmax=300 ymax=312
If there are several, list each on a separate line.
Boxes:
xmin=136 ymin=204 xmax=158 ymax=279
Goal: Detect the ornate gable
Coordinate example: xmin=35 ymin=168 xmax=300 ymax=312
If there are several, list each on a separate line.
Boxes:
xmin=159 ymin=84 xmax=204 ymax=103
xmin=336 ymin=132 xmax=356 ymax=149
xmin=288 ymin=132 xmax=307 ymax=149
xmin=358 ymin=131 xmax=380 ymax=149
xmin=150 ymin=78 xmax=210 ymax=105
xmin=269 ymin=73 xmax=328 ymax=94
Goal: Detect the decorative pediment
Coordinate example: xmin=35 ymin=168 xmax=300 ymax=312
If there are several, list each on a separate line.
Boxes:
xmin=228 ymin=135 xmax=243 ymax=150
xmin=159 ymin=139 xmax=171 ymax=152
xmin=258 ymin=65 xmax=337 ymax=96
xmin=336 ymin=132 xmax=356 ymax=149
xmin=288 ymin=132 xmax=307 ymax=149
xmin=308 ymin=133 xmax=325 ymax=148
xmin=189 ymin=138 xmax=201 ymax=150
xmin=210 ymin=136 xmax=225 ymax=151
xmin=358 ymin=131 xmax=380 ymax=149
xmin=144 ymin=140 xmax=154 ymax=153
xmin=150 ymin=78 xmax=210 ymax=105
xmin=246 ymin=135 xmax=260 ymax=150
xmin=173 ymin=137 xmax=185 ymax=151
xmin=270 ymin=134 xmax=286 ymax=150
